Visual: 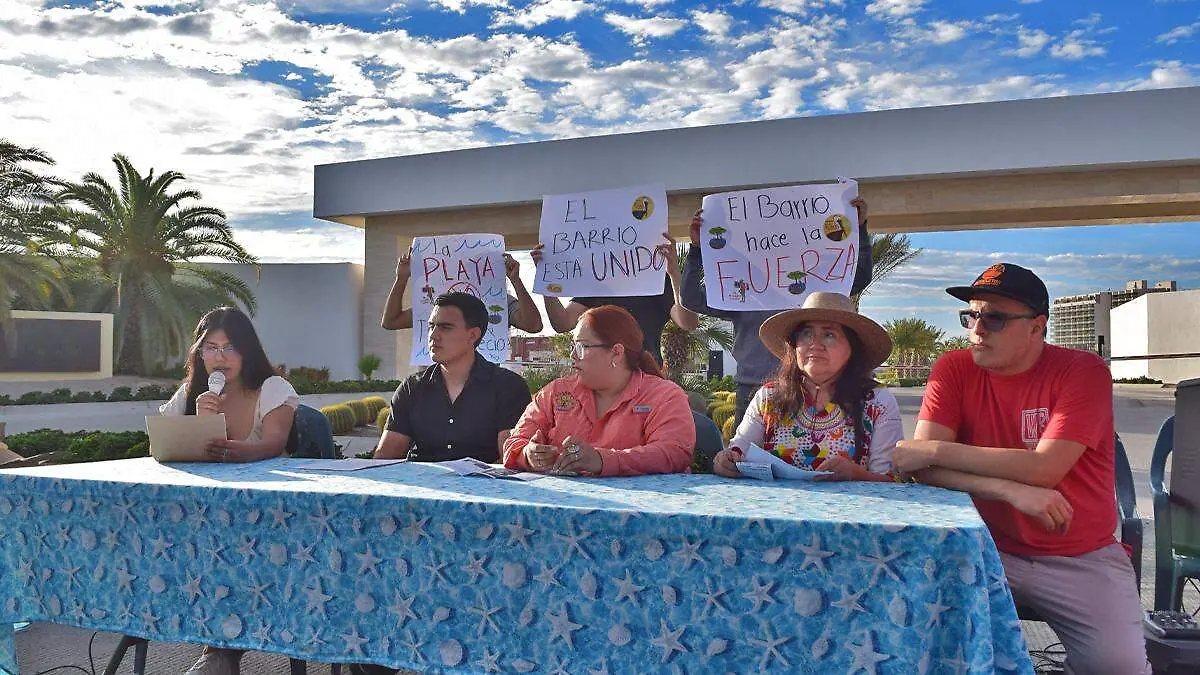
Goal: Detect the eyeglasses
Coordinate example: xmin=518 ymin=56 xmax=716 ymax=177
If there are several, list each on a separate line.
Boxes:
xmin=201 ymin=344 xmax=239 ymax=358
xmin=790 ymin=326 xmax=844 ymax=349
xmin=959 ymin=310 xmax=1036 ymax=332
xmin=570 ymin=341 xmax=611 ymax=359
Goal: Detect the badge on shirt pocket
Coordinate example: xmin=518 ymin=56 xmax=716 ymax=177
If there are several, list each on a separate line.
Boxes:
xmin=632 ymin=404 xmax=652 ymax=414
xmin=554 ymin=393 xmax=578 ymax=413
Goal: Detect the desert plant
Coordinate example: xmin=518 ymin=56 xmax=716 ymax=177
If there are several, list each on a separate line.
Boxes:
xmin=721 ymin=415 xmax=736 ymax=441
xmin=375 ymin=406 xmax=391 ymax=430
xmin=711 ymin=403 xmax=736 ymax=431
xmin=358 ymin=354 xmax=382 ymax=380
xmin=320 ymin=404 xmax=356 ymax=435
xmin=345 ymin=399 xmax=371 ymax=426
xmin=362 ymin=396 xmax=388 ymax=419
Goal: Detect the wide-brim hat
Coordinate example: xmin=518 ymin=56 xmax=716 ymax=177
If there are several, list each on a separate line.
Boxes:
xmin=758 ymin=292 xmax=893 ymax=369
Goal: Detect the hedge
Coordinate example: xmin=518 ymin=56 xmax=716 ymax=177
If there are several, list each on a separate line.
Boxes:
xmin=5 ymin=429 xmax=149 ymax=463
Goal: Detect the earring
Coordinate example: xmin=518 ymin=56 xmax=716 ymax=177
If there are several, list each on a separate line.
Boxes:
xmin=610 ymin=359 xmax=617 ymax=368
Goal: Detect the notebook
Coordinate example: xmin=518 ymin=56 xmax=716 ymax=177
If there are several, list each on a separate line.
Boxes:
xmin=146 ymin=414 xmax=228 ymax=463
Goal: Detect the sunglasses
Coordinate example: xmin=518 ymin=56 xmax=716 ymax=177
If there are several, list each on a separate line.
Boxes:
xmin=959 ymin=309 xmax=1037 ymax=332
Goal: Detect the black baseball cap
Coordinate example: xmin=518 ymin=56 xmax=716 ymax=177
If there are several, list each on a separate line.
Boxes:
xmin=945 ymin=263 xmax=1050 ymax=317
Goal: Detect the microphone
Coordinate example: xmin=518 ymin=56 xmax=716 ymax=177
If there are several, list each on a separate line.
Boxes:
xmin=207 ymin=370 xmax=226 ymax=395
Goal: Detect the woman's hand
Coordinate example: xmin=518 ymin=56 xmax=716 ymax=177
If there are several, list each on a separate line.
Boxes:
xmin=196 ymin=391 xmax=222 ymax=416
xmin=851 ymin=196 xmax=868 ymax=227
xmin=712 ymin=447 xmax=743 ymax=478
xmin=522 ymin=430 xmax=560 ymax=472
xmin=813 ymin=454 xmax=871 ymax=481
xmin=657 ymin=233 xmax=681 ymax=281
xmin=688 ymin=209 xmax=703 ymax=246
xmin=207 ymin=438 xmax=253 ymax=463
xmin=550 ymin=436 xmax=602 ymax=475
xmin=530 ymin=242 xmax=545 ymax=266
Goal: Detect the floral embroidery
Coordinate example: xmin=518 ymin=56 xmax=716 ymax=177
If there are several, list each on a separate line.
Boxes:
xmin=762 ymin=389 xmax=885 ymax=470
xmin=553 ymin=392 xmax=578 ymax=413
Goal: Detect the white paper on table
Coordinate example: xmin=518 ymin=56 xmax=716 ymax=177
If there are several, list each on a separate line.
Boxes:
xmin=742 ymin=443 xmax=833 ymax=480
xmin=433 ymin=457 xmax=543 ymax=481
xmin=734 ymin=462 xmax=775 ymax=481
xmin=292 ymin=459 xmax=407 ymax=472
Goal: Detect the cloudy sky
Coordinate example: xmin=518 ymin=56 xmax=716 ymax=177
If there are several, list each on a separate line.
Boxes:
xmin=2 ymin=0 xmax=1198 ymax=335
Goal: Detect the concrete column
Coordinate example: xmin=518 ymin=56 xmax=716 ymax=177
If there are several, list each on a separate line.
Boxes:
xmin=362 ymin=222 xmax=412 ymax=380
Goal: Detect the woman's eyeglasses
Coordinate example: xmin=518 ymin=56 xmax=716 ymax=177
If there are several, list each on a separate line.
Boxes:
xmin=201 ymin=344 xmax=239 ymax=358
xmin=570 ymin=341 xmax=611 ymax=359
xmin=958 ymin=310 xmax=1036 ymax=332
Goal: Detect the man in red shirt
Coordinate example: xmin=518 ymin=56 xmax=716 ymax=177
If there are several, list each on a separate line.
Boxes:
xmin=894 ymin=263 xmax=1149 ymax=675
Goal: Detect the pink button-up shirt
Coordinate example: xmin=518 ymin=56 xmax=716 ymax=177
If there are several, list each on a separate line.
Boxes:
xmin=503 ymin=371 xmax=696 ymax=476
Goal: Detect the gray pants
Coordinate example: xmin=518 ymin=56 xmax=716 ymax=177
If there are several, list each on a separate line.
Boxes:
xmin=1002 ymin=542 xmax=1150 ymax=675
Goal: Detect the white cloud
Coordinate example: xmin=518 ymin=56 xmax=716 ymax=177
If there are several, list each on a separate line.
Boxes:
xmin=759 ymin=0 xmax=845 ymax=15
xmin=1012 ymin=26 xmax=1052 ymax=57
xmin=896 ymin=19 xmax=976 ymax=45
xmin=1049 ymin=35 xmax=1106 ymax=60
xmin=429 ymin=0 xmax=509 ymax=13
xmin=491 ymin=0 xmax=592 ymax=29
xmin=1157 ymin=21 xmax=1200 ymax=44
xmin=865 ymin=0 xmax=925 ymax=20
xmin=691 ymin=9 xmax=734 ymax=41
xmin=603 ymin=12 xmax=688 ymax=40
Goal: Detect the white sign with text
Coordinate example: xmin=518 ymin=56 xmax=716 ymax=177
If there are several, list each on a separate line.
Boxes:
xmin=534 ymin=183 xmax=668 ymax=297
xmin=410 ymin=234 xmax=509 ymax=366
xmin=699 ymin=180 xmax=859 ymax=311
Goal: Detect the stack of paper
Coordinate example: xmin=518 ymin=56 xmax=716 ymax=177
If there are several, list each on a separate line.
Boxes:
xmin=734 ymin=443 xmax=833 ymax=481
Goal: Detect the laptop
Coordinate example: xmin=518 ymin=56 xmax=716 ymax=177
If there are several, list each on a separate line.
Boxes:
xmin=145 ymin=414 xmax=228 ymax=463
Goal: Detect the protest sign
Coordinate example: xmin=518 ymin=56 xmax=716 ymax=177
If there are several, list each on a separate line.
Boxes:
xmin=409 ymin=234 xmax=509 ymax=365
xmin=533 ymin=183 xmax=668 ymax=297
xmin=700 ymin=180 xmax=860 ymax=311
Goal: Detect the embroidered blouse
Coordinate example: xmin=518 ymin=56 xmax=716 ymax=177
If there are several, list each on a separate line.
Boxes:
xmin=728 ymin=384 xmax=903 ymax=475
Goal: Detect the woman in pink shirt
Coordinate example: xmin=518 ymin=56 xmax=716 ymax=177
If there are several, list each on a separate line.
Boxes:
xmin=503 ymin=305 xmax=696 ymax=476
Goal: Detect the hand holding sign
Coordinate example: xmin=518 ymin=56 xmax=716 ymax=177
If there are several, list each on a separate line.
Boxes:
xmin=409 ymin=234 xmax=509 ymax=366
xmin=700 ymin=180 xmax=861 ymax=311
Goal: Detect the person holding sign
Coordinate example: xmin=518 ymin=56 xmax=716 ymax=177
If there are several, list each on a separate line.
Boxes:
xmin=375 ymin=292 xmax=531 ymax=464
xmin=502 ymin=305 xmax=695 ymax=476
xmin=711 ymin=292 xmax=901 ymax=482
xmin=381 ymin=251 xmax=543 ymax=333
xmin=893 ymin=264 xmax=1149 ymax=675
xmin=161 ymin=308 xmax=298 ymax=675
xmin=683 ymin=196 xmax=872 ymax=429
xmin=532 ymin=234 xmax=698 ymax=364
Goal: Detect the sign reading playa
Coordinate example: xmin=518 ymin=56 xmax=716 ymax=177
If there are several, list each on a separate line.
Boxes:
xmin=409 ymin=233 xmax=509 ymax=365
xmin=534 ymin=183 xmax=669 ymax=297
xmin=701 ymin=180 xmax=860 ymax=311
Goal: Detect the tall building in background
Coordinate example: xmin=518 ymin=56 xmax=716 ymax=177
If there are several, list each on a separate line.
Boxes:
xmin=1050 ymin=280 xmax=1177 ymax=357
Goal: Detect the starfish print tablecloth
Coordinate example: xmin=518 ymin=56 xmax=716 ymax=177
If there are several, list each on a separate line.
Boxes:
xmin=0 ymin=457 xmax=1032 ymax=674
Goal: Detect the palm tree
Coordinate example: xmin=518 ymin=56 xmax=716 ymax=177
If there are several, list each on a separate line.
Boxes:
xmin=853 ymin=232 xmax=922 ymax=303
xmin=937 ymin=335 xmax=972 ymax=356
xmin=55 ymin=154 xmax=258 ymax=374
xmin=0 ymin=140 xmax=67 ymax=348
xmin=884 ymin=317 xmax=944 ymax=377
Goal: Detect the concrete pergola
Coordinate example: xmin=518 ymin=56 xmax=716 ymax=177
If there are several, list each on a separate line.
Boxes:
xmin=314 ymin=86 xmax=1200 ymax=379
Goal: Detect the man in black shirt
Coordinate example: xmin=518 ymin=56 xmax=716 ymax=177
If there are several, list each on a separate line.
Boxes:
xmin=374 ymin=292 xmax=531 ymax=463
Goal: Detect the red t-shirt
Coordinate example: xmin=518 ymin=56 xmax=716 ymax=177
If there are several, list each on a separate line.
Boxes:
xmin=919 ymin=344 xmax=1116 ymax=557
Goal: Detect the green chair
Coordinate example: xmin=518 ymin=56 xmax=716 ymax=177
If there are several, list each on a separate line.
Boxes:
xmin=1150 ymin=415 xmax=1200 ymax=611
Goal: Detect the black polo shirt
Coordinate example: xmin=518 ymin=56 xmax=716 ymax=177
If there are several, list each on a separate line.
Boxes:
xmin=386 ymin=352 xmax=532 ymax=463
xmin=573 ymin=276 xmax=674 ymax=365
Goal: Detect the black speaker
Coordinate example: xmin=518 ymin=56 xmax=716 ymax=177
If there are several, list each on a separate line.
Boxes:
xmin=707 ymin=350 xmax=723 ymax=379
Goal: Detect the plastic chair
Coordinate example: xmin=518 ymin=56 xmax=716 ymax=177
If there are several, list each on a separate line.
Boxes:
xmin=1017 ymin=433 xmax=1143 ymax=620
xmin=1150 ymin=415 xmax=1200 ymax=611
xmin=104 ymin=405 xmax=340 ymax=675
xmin=692 ymin=411 xmax=724 ymax=473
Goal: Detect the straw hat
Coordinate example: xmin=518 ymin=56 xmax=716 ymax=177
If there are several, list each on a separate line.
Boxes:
xmin=758 ymin=292 xmax=893 ymax=369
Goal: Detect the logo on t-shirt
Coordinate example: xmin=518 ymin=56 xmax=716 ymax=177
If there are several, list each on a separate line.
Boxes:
xmin=1020 ymin=407 xmax=1050 ymax=449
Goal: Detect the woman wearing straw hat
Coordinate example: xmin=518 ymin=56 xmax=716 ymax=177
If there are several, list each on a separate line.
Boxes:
xmin=713 ymin=292 xmax=903 ymax=482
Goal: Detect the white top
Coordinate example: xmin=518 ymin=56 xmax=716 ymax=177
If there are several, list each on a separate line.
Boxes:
xmin=159 ymin=376 xmax=300 ymax=442
xmin=729 ymin=385 xmax=903 ymax=475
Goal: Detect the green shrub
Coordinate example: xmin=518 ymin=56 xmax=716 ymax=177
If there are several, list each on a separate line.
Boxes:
xmin=320 ymin=404 xmax=356 ymax=435
xmin=711 ymin=403 xmax=736 ymax=432
xmin=5 ymin=429 xmax=149 ymax=463
xmin=1113 ymin=377 xmax=1162 ymax=384
xmin=71 ymin=391 xmax=96 ymax=403
xmin=346 ymin=399 xmax=371 ymax=426
xmin=721 ymin=415 xmax=736 ymax=441
xmin=362 ymin=396 xmax=389 ymax=419
xmin=108 ymin=386 xmax=134 ymax=402
xmin=375 ymin=406 xmax=391 ymax=430
xmin=523 ymin=364 xmax=573 ymax=395
xmin=135 ymin=385 xmax=172 ymax=401
xmin=358 ymin=354 xmax=382 ymax=380
xmin=708 ymin=375 xmax=736 ymax=392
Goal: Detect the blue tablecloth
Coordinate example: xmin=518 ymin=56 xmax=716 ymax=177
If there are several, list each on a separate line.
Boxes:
xmin=0 ymin=458 xmax=1032 ymax=673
